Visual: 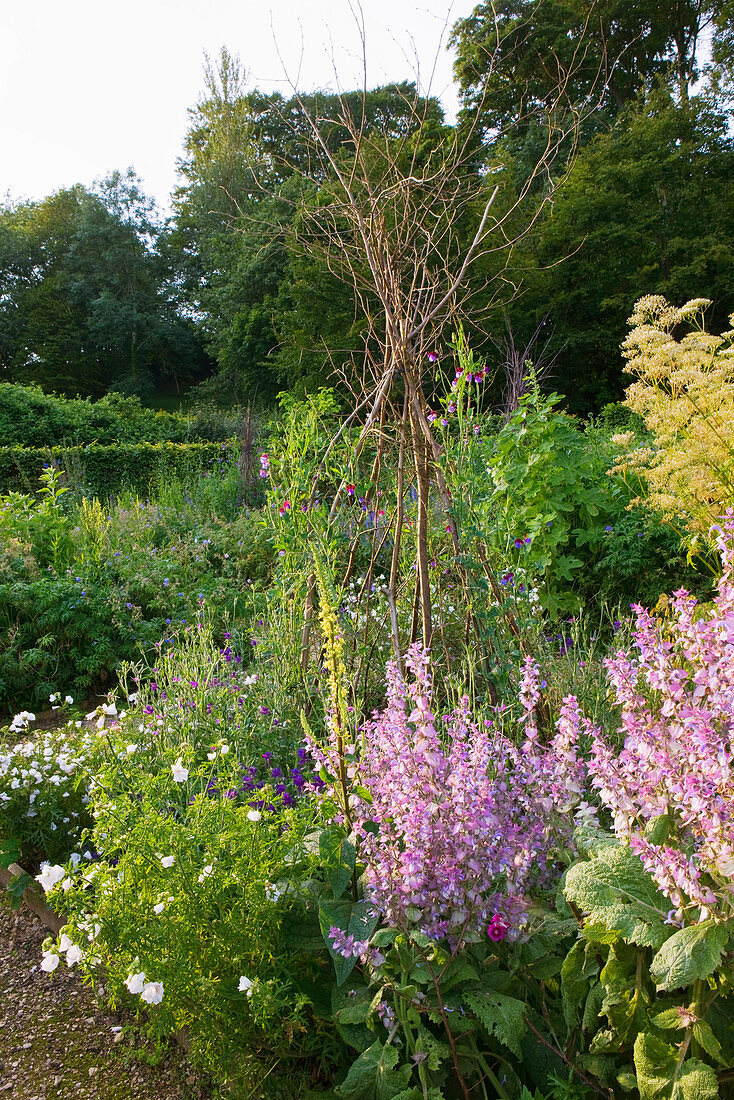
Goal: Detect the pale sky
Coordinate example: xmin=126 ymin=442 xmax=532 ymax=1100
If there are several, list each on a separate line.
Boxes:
xmin=0 ymin=0 xmax=478 ymax=214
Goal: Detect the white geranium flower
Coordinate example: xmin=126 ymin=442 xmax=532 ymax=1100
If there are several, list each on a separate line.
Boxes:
xmin=171 ymin=758 xmax=188 ymax=783
xmin=41 ymin=952 xmax=60 ymax=972
xmin=125 ymin=971 xmax=146 ymax=994
xmin=36 ymin=863 xmax=66 ymax=893
xmin=160 ymin=855 xmax=175 ymax=869
xmin=141 ymin=981 xmax=164 ymax=1004
xmin=238 ymin=975 xmax=254 ymax=996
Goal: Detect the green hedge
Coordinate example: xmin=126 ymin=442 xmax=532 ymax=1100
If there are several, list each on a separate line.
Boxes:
xmin=0 ymin=441 xmax=237 ymax=498
xmin=0 ymin=383 xmax=235 ymax=446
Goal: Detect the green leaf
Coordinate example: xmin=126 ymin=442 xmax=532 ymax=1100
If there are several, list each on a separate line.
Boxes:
xmin=319 ymin=825 xmax=356 ymax=900
xmin=464 ymin=989 xmax=527 ymax=1058
xmin=0 ymin=837 xmax=21 ymax=869
xmin=336 ymin=1039 xmax=413 ymax=1099
xmin=564 ymin=845 xmax=670 ymax=948
xmin=332 ymin=984 xmax=376 ymax=1052
xmin=634 ymin=1031 xmax=719 ymax=1100
xmin=5 ymin=871 xmax=33 ymax=909
xmin=692 ymin=1021 xmax=725 ymax=1066
xmin=650 ymin=922 xmax=731 ymax=991
xmin=561 ymin=938 xmax=602 ymax=1027
xmin=651 ymin=1008 xmax=687 ymax=1031
xmin=319 ymin=898 xmax=380 ymax=986
xmin=645 ymin=814 xmax=673 ymax=845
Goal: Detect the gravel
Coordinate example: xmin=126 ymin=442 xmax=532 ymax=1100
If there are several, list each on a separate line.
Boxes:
xmin=0 ymin=895 xmax=210 ymax=1100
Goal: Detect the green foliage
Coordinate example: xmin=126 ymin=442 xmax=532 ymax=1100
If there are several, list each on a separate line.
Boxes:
xmin=562 ymin=830 xmax=734 ymax=1099
xmin=649 ymin=924 xmax=731 ymax=992
xmin=494 ymin=88 xmax=734 ymax=411
xmin=0 ymin=383 xmax=233 ymax=448
xmin=564 ymin=841 xmax=670 ymax=949
xmin=0 ymin=440 xmax=233 ymax=497
xmin=0 ymin=172 xmax=207 ymax=397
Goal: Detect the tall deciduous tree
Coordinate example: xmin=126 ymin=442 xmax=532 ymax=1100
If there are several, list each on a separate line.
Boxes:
xmin=489 ymin=85 xmax=734 ymax=411
xmin=172 ymin=48 xmax=451 ymax=403
xmin=0 ymin=172 xmax=205 ymax=397
xmin=451 ymin=0 xmax=730 ymax=152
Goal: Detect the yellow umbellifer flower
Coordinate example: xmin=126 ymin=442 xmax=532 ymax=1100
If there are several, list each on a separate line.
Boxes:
xmin=614 ymin=296 xmax=734 ymax=537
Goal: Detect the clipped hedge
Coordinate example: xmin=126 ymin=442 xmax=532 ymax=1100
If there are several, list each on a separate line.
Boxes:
xmin=0 ymin=441 xmax=237 ymax=498
xmin=0 ymin=383 xmax=235 ymax=447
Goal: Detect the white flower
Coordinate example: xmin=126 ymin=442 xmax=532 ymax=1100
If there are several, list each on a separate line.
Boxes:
xmin=41 ymin=952 xmax=60 ymax=972
xmin=126 ymin=744 xmax=138 ymax=755
xmin=59 ymin=933 xmax=73 ymax=953
xmin=160 ymin=855 xmax=175 ymax=869
xmin=36 ymin=864 xmax=66 ymax=893
xmin=220 ymin=743 xmax=230 ymax=755
xmin=66 ymin=945 xmax=84 ymax=966
xmin=206 ymin=751 xmax=216 ymax=761
xmin=103 ymin=702 xmax=117 ymax=717
xmin=197 ymin=864 xmax=213 ymax=883
xmin=238 ymin=975 xmax=254 ymax=996
xmin=141 ymin=981 xmax=164 ymax=1004
xmin=125 ymin=971 xmax=146 ymax=994
xmin=153 ymin=902 xmax=165 ymax=915
xmin=64 ymin=695 xmax=74 ymax=705
xmin=171 ymin=758 xmax=188 ymax=783
xmin=246 ymin=809 xmax=261 ymax=822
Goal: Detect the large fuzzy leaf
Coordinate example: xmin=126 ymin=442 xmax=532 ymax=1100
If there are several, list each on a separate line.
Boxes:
xmin=649 ymin=921 xmax=731 ymax=991
xmin=564 ymin=846 xmax=670 ymax=948
xmin=634 ymin=1031 xmax=719 ymax=1100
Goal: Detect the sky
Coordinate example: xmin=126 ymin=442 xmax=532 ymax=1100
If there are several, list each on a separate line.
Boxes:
xmin=0 ymin=0 xmax=478 ymax=215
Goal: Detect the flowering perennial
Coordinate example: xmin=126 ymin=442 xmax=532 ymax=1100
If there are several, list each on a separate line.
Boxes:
xmin=353 ymin=645 xmax=579 ymax=941
xmin=587 ymin=515 xmax=734 ymax=920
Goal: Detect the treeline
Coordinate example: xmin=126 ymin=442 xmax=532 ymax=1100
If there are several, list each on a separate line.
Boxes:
xmin=2 ymin=0 xmax=734 ymax=413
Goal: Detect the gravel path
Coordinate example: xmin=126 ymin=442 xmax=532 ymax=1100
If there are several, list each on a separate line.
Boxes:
xmin=0 ymin=896 xmax=211 ymax=1100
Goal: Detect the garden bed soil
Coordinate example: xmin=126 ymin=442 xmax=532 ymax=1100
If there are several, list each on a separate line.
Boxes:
xmin=0 ymin=894 xmax=210 ymax=1100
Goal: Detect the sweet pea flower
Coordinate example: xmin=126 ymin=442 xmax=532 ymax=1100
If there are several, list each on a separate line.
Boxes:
xmin=125 ymin=972 xmax=146 ymax=994
xmin=238 ymin=976 xmax=254 ymax=996
xmin=40 ymin=952 xmax=60 ymax=973
xmin=141 ymin=981 xmax=164 ymax=1004
xmin=171 ymin=758 xmax=188 ymax=783
xmin=36 ymin=863 xmax=66 ymax=893
xmin=66 ymin=945 xmax=84 ymax=966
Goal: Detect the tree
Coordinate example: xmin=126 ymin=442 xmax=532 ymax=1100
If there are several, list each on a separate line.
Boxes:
xmin=492 ymin=84 xmax=734 ymax=411
xmin=0 ymin=172 xmax=206 ymax=397
xmin=172 ymin=48 xmax=451 ymax=404
xmin=450 ymin=0 xmax=730 ymax=154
